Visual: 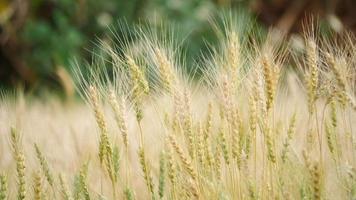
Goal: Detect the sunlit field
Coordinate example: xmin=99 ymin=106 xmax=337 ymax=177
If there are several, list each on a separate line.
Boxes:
xmin=0 ymin=19 xmax=355 ymax=200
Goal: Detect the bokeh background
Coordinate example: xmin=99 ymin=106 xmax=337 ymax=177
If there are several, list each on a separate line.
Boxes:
xmin=1 ymin=0 xmax=355 ymax=96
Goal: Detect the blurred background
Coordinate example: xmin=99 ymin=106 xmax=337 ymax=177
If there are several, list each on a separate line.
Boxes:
xmin=0 ymin=0 xmax=355 ymax=96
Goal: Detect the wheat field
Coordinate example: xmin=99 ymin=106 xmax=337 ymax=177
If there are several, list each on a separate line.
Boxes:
xmin=0 ymin=19 xmax=355 ymax=200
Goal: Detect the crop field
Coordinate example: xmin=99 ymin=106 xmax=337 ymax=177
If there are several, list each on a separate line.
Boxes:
xmin=0 ymin=19 xmax=355 ymax=200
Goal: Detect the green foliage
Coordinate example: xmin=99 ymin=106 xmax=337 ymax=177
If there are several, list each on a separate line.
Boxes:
xmin=15 ymin=0 xmax=253 ymax=92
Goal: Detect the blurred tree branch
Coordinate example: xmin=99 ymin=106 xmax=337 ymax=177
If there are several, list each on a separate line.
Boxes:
xmin=0 ymin=0 xmax=36 ymax=88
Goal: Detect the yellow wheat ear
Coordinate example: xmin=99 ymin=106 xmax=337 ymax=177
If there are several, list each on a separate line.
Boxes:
xmin=108 ymin=89 xmax=129 ymax=148
xmin=126 ymin=55 xmax=149 ymax=96
xmin=88 ymin=85 xmax=108 ymax=165
xmin=305 ymin=38 xmax=319 ymax=115
xmin=152 ymin=47 xmax=177 ymax=93
xmin=33 ymin=171 xmax=42 ymax=200
xmin=125 ymin=54 xmax=150 ymax=121
xmin=261 ymin=55 xmax=276 ymax=113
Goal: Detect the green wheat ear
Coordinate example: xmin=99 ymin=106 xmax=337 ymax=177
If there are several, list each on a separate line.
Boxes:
xmin=78 ymin=162 xmax=90 ymax=200
xmin=59 ymin=174 xmax=73 ymax=200
xmin=158 ymin=152 xmax=166 ymax=199
xmin=124 ymin=187 xmax=134 ymax=200
xmin=34 ymin=143 xmax=54 ymax=187
xmin=112 ymin=145 xmax=121 ymax=182
xmin=10 ymin=127 xmax=26 ymax=200
xmin=0 ymin=174 xmax=7 ymax=200
xmin=138 ymin=147 xmax=155 ymax=197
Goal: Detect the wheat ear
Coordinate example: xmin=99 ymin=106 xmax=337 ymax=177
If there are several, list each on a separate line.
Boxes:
xmin=33 ymin=171 xmax=42 ymax=200
xmin=306 ymin=39 xmax=318 ymax=115
xmin=10 ymin=127 xmax=26 ymax=200
xmin=34 ymin=143 xmax=54 ymax=187
xmin=59 ymin=174 xmax=73 ymax=200
xmin=0 ymin=174 xmax=7 ymax=200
